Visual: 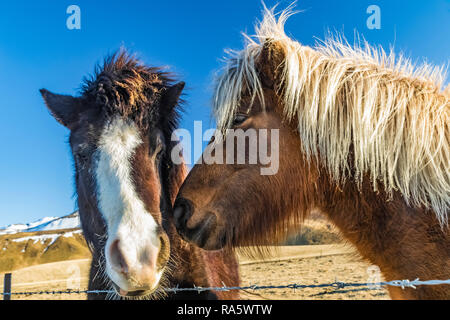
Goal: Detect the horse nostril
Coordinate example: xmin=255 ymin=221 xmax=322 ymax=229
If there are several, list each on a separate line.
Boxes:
xmin=173 ymin=198 xmax=193 ymax=229
xmin=158 ymin=234 xmax=170 ymax=267
xmin=159 ymin=235 xmax=165 ymax=250
xmin=109 ymin=239 xmax=129 ymax=275
xmin=187 ymin=213 xmax=218 ymax=248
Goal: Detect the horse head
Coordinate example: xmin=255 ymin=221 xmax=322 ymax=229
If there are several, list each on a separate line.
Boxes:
xmin=41 ymin=51 xmax=185 ymax=298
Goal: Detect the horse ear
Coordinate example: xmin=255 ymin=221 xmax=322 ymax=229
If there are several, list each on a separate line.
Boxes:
xmin=162 ymin=82 xmax=185 ymax=110
xmin=40 ymin=89 xmax=80 ymax=128
xmin=256 ymin=40 xmax=285 ymax=89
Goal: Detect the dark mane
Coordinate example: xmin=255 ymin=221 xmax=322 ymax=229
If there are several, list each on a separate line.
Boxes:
xmin=81 ymin=49 xmax=181 ymax=131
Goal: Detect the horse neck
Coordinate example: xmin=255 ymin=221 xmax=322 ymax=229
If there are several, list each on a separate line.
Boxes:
xmin=164 ymin=209 xmax=240 ymax=299
xmin=162 ymin=162 xmax=203 ymax=283
xmin=165 ymin=162 xmax=239 ymax=295
xmin=315 ymin=173 xmax=450 ymax=299
xmin=166 ymin=161 xmax=239 ymax=298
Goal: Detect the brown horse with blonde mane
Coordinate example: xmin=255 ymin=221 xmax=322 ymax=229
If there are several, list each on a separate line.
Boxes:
xmin=173 ymin=7 xmax=449 ymax=299
xmin=41 ymin=51 xmax=239 ymax=299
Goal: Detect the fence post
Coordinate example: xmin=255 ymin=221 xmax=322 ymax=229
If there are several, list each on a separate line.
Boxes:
xmin=3 ymin=273 xmax=11 ymax=300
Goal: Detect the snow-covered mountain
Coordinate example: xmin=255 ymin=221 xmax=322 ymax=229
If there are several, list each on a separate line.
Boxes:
xmin=0 ymin=212 xmax=89 ymax=273
xmin=0 ymin=212 xmax=80 ymax=235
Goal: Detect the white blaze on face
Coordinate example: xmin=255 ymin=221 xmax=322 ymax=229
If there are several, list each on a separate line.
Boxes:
xmin=95 ymin=117 xmax=162 ymax=291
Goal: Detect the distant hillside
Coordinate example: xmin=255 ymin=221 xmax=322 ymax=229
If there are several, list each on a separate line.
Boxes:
xmin=0 ymin=212 xmax=90 ymax=273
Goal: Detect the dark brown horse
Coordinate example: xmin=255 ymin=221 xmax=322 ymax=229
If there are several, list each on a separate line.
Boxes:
xmin=173 ymin=8 xmax=449 ymax=299
xmin=41 ymin=51 xmax=239 ymax=299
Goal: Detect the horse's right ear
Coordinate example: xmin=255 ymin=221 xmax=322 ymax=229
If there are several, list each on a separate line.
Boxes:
xmin=40 ymin=89 xmax=80 ymax=128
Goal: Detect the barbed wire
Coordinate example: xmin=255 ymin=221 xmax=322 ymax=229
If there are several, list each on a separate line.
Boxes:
xmin=1 ymin=278 xmax=449 ymax=297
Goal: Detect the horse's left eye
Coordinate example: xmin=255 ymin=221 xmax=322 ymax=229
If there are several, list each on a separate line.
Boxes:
xmin=232 ymin=114 xmax=248 ymax=127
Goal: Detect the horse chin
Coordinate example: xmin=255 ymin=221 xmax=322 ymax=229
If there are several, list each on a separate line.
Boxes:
xmin=111 ymin=280 xmax=161 ymax=299
xmin=107 ymin=266 xmax=165 ymax=299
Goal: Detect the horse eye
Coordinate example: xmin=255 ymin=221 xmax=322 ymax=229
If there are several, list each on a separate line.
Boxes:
xmin=232 ymin=114 xmax=248 ymax=127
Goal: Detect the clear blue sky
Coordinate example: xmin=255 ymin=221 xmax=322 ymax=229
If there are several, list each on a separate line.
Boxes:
xmin=0 ymin=0 xmax=448 ymax=226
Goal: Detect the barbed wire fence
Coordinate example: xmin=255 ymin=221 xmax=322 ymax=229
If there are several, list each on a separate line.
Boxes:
xmin=2 ymin=272 xmax=449 ymax=299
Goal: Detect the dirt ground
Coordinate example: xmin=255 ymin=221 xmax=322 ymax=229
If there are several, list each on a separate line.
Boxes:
xmin=0 ymin=245 xmax=389 ymax=300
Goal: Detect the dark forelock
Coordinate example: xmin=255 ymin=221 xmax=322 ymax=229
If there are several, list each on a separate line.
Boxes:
xmin=80 ymin=50 xmax=180 ymax=131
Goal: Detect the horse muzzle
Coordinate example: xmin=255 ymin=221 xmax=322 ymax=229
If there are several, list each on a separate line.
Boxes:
xmin=105 ymin=232 xmax=169 ymax=297
xmin=173 ymin=198 xmax=226 ymax=250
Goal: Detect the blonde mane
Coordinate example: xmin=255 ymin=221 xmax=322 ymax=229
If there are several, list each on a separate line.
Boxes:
xmin=213 ymin=5 xmax=450 ymax=225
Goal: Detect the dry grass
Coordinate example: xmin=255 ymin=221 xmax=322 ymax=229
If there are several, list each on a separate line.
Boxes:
xmin=239 ymin=251 xmax=389 ymax=300
xmin=0 ymin=245 xmax=389 ymax=300
xmin=0 ymin=229 xmax=90 ymax=273
xmin=0 ymin=259 xmax=90 ymax=300
xmin=0 ymin=215 xmax=390 ymax=299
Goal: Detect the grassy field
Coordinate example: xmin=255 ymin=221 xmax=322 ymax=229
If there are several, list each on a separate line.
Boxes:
xmin=0 ymin=244 xmax=389 ymax=300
